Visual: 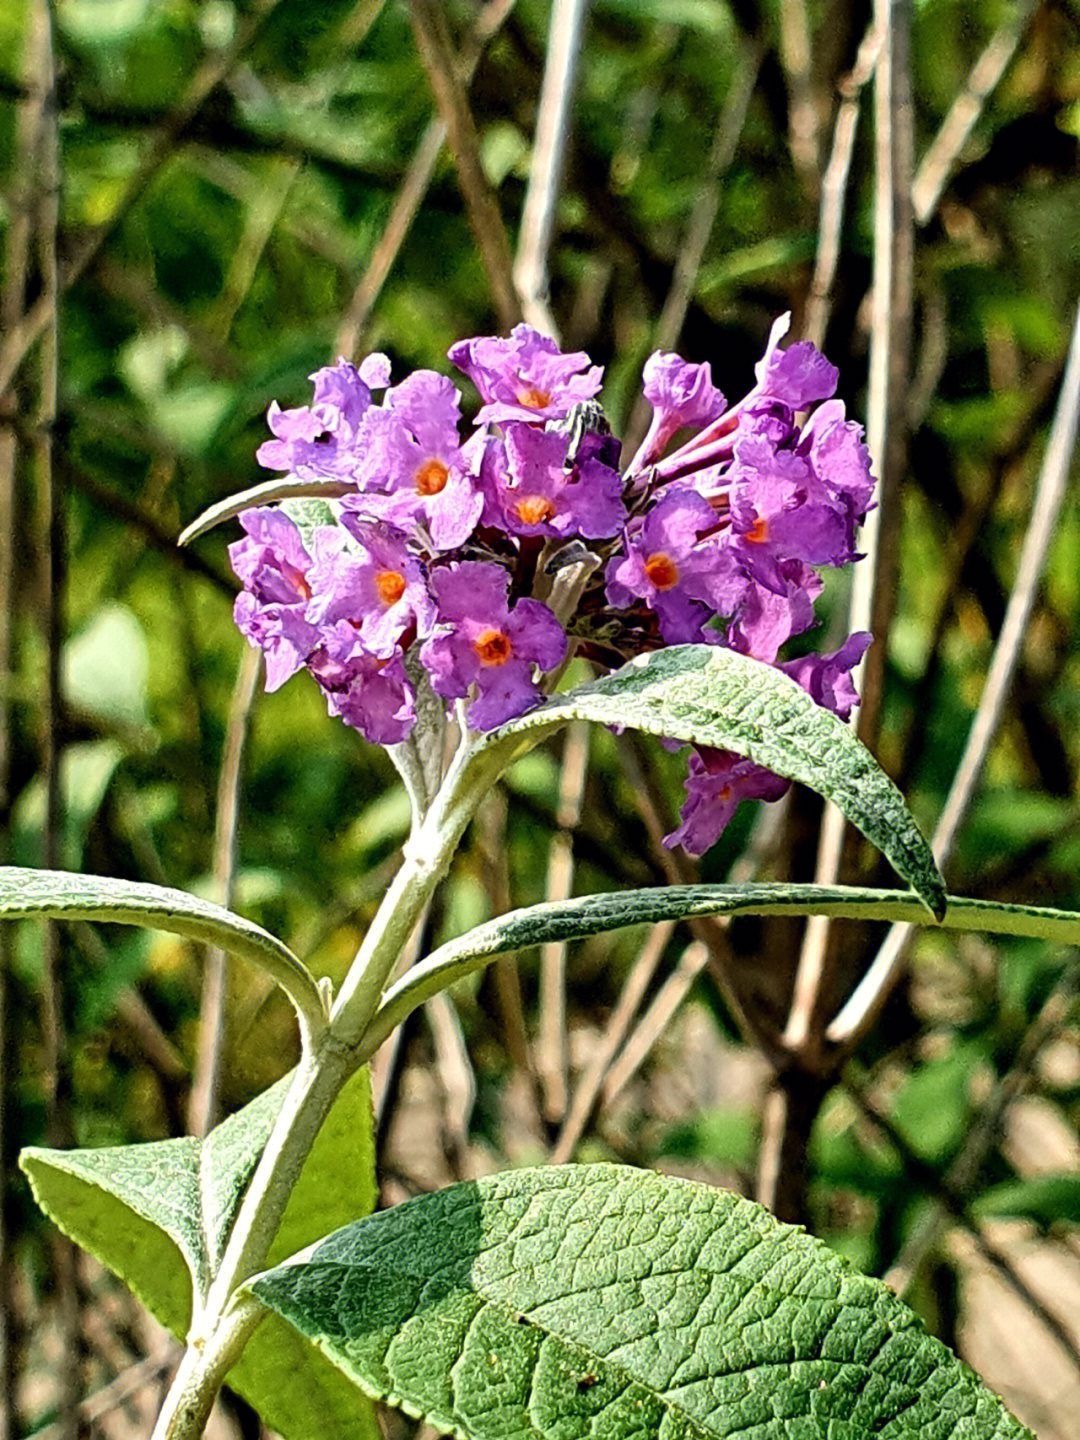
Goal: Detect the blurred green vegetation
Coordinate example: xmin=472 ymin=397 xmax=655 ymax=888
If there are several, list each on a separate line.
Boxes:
xmin=3 ymin=0 xmax=1080 ymax=1434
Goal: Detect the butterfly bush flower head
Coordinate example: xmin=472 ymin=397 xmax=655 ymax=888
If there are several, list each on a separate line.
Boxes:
xmin=234 ymin=315 xmax=875 ymax=852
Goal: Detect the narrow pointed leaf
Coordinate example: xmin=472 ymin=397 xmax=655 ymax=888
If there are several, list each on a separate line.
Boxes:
xmin=0 ymin=867 xmax=325 ymax=1041
xmin=252 ymin=1164 xmax=1032 ymax=1440
xmin=481 ymin=646 xmax=945 ymax=918
xmin=367 ymin=884 xmax=1080 ymax=1050
xmin=178 ymin=479 xmax=352 ymax=546
xmin=21 ymin=1067 xmax=378 ymax=1440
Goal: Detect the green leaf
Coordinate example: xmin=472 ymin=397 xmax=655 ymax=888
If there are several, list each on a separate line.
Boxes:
xmin=178 ymin=482 xmax=351 ymax=547
xmin=12 ymin=741 xmax=124 ymax=869
xmin=62 ymin=602 xmax=149 ymax=728
xmin=20 ymin=1084 xmax=284 ymax=1327
xmin=892 ymin=1040 xmax=983 ymax=1166
xmin=971 ymin=1174 xmax=1080 ymax=1228
xmin=0 ymin=867 xmax=325 ymax=1043
xmin=482 ymin=646 xmax=946 ymax=919
xmin=251 ymin=1164 xmax=1032 ymax=1439
xmin=21 ymin=1067 xmax=378 ymax=1440
xmin=365 ymin=883 xmax=1080 ymax=1054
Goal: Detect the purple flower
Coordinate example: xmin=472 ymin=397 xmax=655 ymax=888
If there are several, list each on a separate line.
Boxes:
xmin=605 ymin=486 xmax=745 ymax=643
xmin=307 ymin=522 xmax=436 ymax=658
xmin=308 ymin=626 xmax=416 ymax=745
xmin=419 ymin=561 xmax=567 ymax=730
xmin=229 ymin=508 xmax=319 ymax=691
xmin=798 ymin=399 xmax=875 ymax=523
xmin=343 ymin=370 xmax=482 ymax=550
xmin=627 ymin=353 xmax=726 ymax=475
xmin=753 ymin=312 xmax=838 ymax=410
xmin=725 ymin=433 xmax=855 ymax=590
xmin=666 ymin=631 xmax=871 ymax=854
xmin=448 ymin=324 xmax=603 ymax=426
xmin=256 ymin=356 xmax=389 ymax=480
xmin=482 ymin=424 xmax=626 ymax=539
xmin=727 ymin=561 xmax=822 ymax=664
xmin=778 ymin=632 xmax=871 ymax=719
xmin=665 ymin=749 xmax=790 ymax=857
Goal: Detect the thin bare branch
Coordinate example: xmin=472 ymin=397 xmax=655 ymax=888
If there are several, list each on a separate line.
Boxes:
xmin=188 ymin=645 xmax=263 ymax=1138
xmin=847 ymin=1071 xmax=1080 ymax=1370
xmin=426 ymin=990 xmax=475 ymax=1173
xmin=57 ymin=456 xmax=236 ymax=597
xmin=624 ymin=34 xmax=765 ymax=455
xmin=335 ymin=0 xmax=516 ymax=358
xmin=602 ymin=941 xmax=710 ymax=1107
xmin=476 ymin=790 xmax=531 ymax=1074
xmin=777 ymin=0 xmax=821 ymax=193
xmin=828 ymin=302 xmax=1080 ymax=1048
xmin=0 ymin=11 xmax=37 ymax=1433
xmin=804 ymin=23 xmax=881 ymax=350
xmin=29 ymin=5 xmax=83 ymax=1430
xmin=514 ymin=0 xmax=592 ymax=333
xmin=549 ymin=921 xmax=675 ymax=1164
xmin=885 ymin=959 xmax=1080 ymax=1298
xmin=786 ymin=0 xmax=915 ymax=1062
xmin=31 ymin=1349 xmax=177 ymax=1440
xmin=912 ymin=2 xmax=1038 ymax=225
xmin=405 ymin=0 xmax=522 ymax=330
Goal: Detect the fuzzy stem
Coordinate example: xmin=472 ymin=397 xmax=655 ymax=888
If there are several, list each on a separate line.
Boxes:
xmin=152 ymin=728 xmax=508 ymax=1437
xmin=150 ymin=1296 xmax=264 ymax=1440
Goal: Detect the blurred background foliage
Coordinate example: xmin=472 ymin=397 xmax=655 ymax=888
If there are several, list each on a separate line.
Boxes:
xmin=3 ymin=0 xmax=1080 ymax=1436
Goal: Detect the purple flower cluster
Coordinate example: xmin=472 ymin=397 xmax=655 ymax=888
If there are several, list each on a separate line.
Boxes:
xmin=232 ymin=318 xmax=875 ymax=853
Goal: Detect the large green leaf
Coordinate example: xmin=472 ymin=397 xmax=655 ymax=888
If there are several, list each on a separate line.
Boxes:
xmin=364 ymin=883 xmax=1080 ymax=1052
xmin=21 ymin=1068 xmax=378 ymax=1440
xmin=0 ymin=867 xmax=325 ymax=1041
xmin=481 ymin=646 xmax=946 ymax=918
xmin=252 ymin=1164 xmax=1032 ymax=1440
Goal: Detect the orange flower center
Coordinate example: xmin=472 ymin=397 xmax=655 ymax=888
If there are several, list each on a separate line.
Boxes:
xmin=514 ymin=495 xmax=555 ymax=526
xmin=516 ymin=385 xmax=551 ymax=410
xmin=374 ymin=569 xmax=407 ymax=606
xmin=644 ymin=552 xmax=680 ymax=590
xmin=745 ymin=515 xmax=770 ymax=544
xmin=474 ymin=628 xmax=513 ymax=666
xmin=414 ymin=458 xmax=449 ymax=496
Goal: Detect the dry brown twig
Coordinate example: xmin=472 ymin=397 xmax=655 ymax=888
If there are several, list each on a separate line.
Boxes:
xmin=804 ymin=21 xmax=881 ymax=350
xmin=784 ymin=0 xmax=915 ymax=1064
xmin=536 ymin=722 xmax=589 ymax=1124
xmin=513 ymin=0 xmax=592 ymax=334
xmin=911 ymin=1 xmax=1038 ymax=226
xmin=405 ymin=0 xmax=522 ymax=330
xmin=335 ymin=0 xmax=517 ymax=358
xmin=623 ymin=33 xmax=765 ymax=457
xmin=188 ymin=646 xmax=263 ymax=1139
xmin=884 ymin=959 xmax=1080 ymax=1298
xmin=0 ymin=3 xmax=37 ymax=1430
xmin=549 ymin=921 xmax=675 ymax=1163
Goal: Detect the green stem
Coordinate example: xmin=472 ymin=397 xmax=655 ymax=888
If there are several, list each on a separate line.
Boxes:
xmin=151 ymin=1294 xmax=265 ymax=1440
xmin=330 ymin=731 xmax=503 ymax=1047
xmin=153 ymin=729 xmax=509 ymax=1438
